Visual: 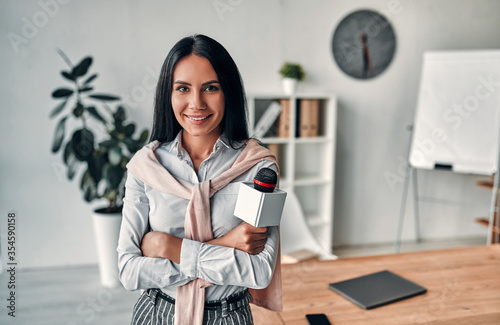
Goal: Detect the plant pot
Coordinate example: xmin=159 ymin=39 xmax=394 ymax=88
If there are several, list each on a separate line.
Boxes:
xmin=282 ymin=78 xmax=298 ymax=95
xmin=92 ymin=208 xmax=122 ymax=288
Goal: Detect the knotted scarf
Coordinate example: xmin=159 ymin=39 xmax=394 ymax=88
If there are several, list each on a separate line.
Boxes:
xmin=126 ymin=138 xmax=282 ymax=324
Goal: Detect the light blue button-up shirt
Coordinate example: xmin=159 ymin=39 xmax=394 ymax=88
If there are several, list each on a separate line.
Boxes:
xmin=117 ymin=131 xmax=279 ymax=300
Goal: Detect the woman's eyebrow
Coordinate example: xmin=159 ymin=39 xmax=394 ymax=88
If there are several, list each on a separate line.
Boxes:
xmin=202 ymin=80 xmax=220 ymax=86
xmin=173 ymin=80 xmax=220 ymax=86
xmin=174 ymin=80 xmax=190 ymax=85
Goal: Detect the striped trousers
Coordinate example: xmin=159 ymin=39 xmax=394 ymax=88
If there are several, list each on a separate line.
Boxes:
xmin=131 ymin=288 xmax=254 ymax=325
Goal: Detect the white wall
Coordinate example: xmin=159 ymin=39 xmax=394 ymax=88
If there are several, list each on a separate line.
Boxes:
xmin=1 ymin=0 xmax=499 ymax=269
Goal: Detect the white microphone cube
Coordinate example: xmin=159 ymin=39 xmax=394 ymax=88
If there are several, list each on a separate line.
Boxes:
xmin=233 ymin=182 xmax=287 ymax=227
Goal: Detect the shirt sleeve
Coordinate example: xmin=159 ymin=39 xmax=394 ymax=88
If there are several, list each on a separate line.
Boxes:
xmin=117 ymin=172 xmax=193 ymax=291
xmin=179 ymin=160 xmax=281 ymax=289
xmin=179 ymin=226 xmax=279 ymax=289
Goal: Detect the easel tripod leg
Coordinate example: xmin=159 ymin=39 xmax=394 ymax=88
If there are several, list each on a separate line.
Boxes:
xmin=412 ymin=168 xmax=421 ymax=243
xmin=395 ymin=165 xmax=413 ymax=253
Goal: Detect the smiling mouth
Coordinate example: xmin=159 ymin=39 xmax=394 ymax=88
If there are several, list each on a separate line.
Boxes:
xmin=187 ymin=115 xmax=211 ymax=121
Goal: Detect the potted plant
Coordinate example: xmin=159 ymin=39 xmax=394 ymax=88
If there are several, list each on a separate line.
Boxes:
xmin=279 ymin=62 xmax=306 ymax=95
xmin=49 ymin=49 xmax=149 ymax=287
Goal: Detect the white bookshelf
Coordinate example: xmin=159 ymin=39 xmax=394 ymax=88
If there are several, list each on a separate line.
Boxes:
xmin=247 ymin=93 xmax=337 ymax=254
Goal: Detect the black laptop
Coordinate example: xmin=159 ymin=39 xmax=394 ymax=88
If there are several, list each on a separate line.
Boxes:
xmin=328 ymin=270 xmax=427 ymax=310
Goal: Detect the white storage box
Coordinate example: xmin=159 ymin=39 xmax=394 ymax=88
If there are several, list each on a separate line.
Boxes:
xmin=233 ymin=182 xmax=287 ymax=227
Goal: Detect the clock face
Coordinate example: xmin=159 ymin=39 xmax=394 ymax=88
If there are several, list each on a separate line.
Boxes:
xmin=331 ymin=10 xmax=396 ymax=80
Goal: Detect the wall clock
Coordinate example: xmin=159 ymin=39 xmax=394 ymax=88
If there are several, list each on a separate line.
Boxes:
xmin=331 ymin=10 xmax=396 ymax=80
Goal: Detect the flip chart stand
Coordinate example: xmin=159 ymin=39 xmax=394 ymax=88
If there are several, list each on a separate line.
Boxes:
xmin=486 ymin=129 xmax=500 ymax=244
xmin=394 ymin=50 xmax=500 ymax=251
xmin=394 ymin=126 xmax=500 ymax=253
xmin=394 ymin=125 xmax=421 ymax=253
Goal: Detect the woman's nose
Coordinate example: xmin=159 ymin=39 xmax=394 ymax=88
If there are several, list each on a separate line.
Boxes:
xmin=189 ymin=91 xmax=206 ymax=110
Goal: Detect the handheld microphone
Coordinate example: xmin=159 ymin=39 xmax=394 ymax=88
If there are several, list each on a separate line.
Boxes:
xmin=253 ymin=168 xmax=277 ymax=193
xmin=234 ymin=167 xmax=286 ymax=227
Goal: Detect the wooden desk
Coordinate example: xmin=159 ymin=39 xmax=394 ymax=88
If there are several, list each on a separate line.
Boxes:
xmin=251 ymin=245 xmax=500 ymax=324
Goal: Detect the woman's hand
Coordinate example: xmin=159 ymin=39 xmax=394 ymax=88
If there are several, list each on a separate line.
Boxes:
xmin=208 ymin=222 xmax=268 ymax=255
xmin=141 ymin=231 xmax=182 ymax=264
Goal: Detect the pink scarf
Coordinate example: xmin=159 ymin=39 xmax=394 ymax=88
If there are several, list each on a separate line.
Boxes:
xmin=126 ymin=138 xmax=282 ymax=324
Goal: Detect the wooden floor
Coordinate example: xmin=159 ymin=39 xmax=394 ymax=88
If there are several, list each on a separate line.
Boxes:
xmin=0 ymin=237 xmax=486 ymax=324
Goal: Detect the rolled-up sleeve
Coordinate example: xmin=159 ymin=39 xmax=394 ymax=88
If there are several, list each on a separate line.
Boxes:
xmin=179 ymin=225 xmax=279 ymax=289
xmin=117 ymin=172 xmax=192 ymax=291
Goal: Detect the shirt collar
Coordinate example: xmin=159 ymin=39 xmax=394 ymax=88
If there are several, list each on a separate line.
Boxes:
xmin=168 ymin=131 xmax=232 ymax=157
xmin=167 ymin=131 xmax=183 ymax=156
xmin=216 ymin=134 xmax=231 ymax=150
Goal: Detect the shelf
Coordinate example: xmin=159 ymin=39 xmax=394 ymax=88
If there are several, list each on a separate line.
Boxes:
xmin=474 ymin=178 xmax=500 ymax=243
xmin=294 ymin=136 xmax=331 ymax=144
xmin=476 ymin=179 xmax=500 ymax=192
xmin=475 ymin=217 xmax=500 ymax=234
xmin=248 ymin=93 xmax=337 ymax=254
xmin=258 ymin=136 xmax=332 ymax=144
xmin=248 ymin=93 xmax=332 ymax=100
xmin=258 ymin=137 xmax=290 ymax=144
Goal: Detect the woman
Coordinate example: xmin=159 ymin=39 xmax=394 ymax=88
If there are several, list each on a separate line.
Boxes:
xmin=117 ymin=34 xmax=281 ymax=325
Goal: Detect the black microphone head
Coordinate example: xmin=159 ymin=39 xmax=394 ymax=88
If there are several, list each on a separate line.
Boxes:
xmin=253 ymin=167 xmax=277 ymax=193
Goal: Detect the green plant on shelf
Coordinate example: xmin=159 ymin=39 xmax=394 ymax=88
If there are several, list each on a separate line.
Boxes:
xmin=279 ymin=62 xmax=306 ymax=81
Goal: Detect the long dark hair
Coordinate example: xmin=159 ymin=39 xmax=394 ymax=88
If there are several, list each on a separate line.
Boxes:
xmin=150 ymin=34 xmax=249 ymax=148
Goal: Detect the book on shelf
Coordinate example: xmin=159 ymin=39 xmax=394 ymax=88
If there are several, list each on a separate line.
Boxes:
xmin=253 ymin=101 xmax=282 ymax=138
xmin=298 ymin=99 xmax=319 ymax=138
xmin=267 ymin=143 xmax=279 ymax=162
xmin=278 ymin=99 xmax=291 ymax=138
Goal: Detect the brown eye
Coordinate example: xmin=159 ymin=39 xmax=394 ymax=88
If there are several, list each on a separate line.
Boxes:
xmin=204 ymin=85 xmax=219 ymax=92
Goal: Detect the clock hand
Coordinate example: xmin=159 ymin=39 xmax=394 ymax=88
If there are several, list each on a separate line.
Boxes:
xmin=360 ymin=32 xmax=373 ymax=77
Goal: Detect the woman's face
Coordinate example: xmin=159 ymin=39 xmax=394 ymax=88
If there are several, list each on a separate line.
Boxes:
xmin=171 ymin=54 xmax=225 ymax=142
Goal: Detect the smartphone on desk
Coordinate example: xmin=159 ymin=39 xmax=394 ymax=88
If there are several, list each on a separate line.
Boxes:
xmin=306 ymin=313 xmax=331 ymax=325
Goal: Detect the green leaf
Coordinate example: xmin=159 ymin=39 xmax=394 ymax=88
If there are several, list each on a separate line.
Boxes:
xmin=61 ymin=71 xmax=75 ymax=81
xmin=63 ymin=141 xmax=80 ymax=180
xmin=124 ymin=129 xmax=149 ymax=153
xmin=109 ymin=129 xmax=121 ymax=140
xmin=124 ymin=123 xmax=136 ymax=137
xmin=52 ymin=88 xmax=74 ymax=98
xmin=51 ymin=116 xmax=68 ymax=153
xmin=83 ymin=184 xmax=97 ymax=202
xmin=113 ymin=106 xmax=126 ymax=121
xmin=63 ymin=140 xmax=74 ymax=164
xmin=71 ymin=129 xmax=94 ymax=161
xmin=72 ymin=102 xmax=84 ymax=117
xmin=87 ymin=151 xmax=105 ymax=183
xmin=88 ymin=94 xmax=120 ymax=101
xmin=80 ymin=170 xmax=91 ymax=190
xmin=86 ymin=106 xmax=107 ymax=123
xmin=122 ymin=138 xmax=138 ymax=153
xmin=104 ymin=164 xmax=125 ymax=189
xmin=66 ymin=152 xmax=79 ymax=180
xmin=72 ymin=56 xmax=93 ymax=77
xmin=279 ymin=62 xmax=306 ymax=81
xmin=56 ymin=48 xmax=72 ymax=68
xmin=81 ymin=170 xmax=98 ymax=202
xmin=79 ymin=86 xmax=93 ymax=93
xmin=83 ymin=73 xmax=98 ymax=85
xmin=49 ymin=99 xmax=68 ymax=118
xmin=138 ymin=129 xmax=149 ymax=144
xmin=63 ymin=140 xmax=81 ymax=180
xmin=99 ymin=139 xmax=118 ymax=148
xmin=103 ymin=188 xmax=118 ymax=204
